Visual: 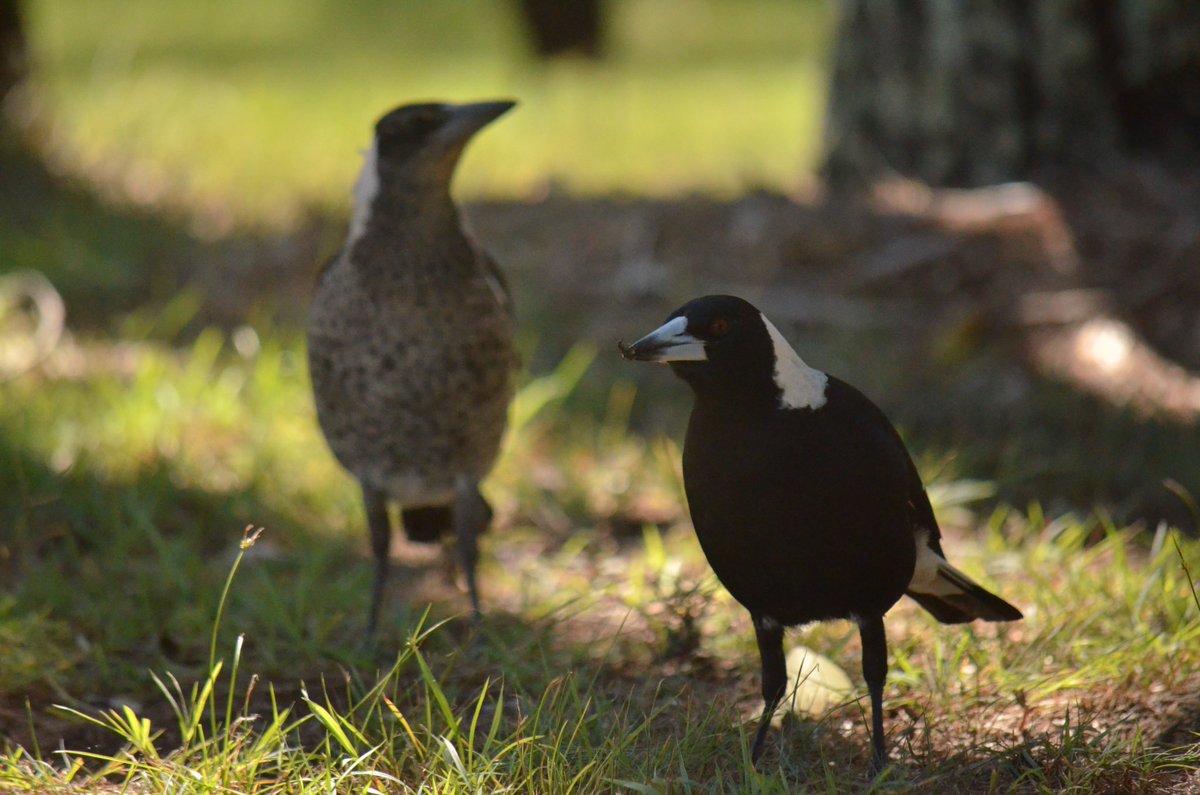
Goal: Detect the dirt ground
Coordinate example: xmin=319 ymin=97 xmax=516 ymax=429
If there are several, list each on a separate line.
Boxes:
xmin=173 ymin=161 xmax=1200 ymax=524
xmin=5 ymin=148 xmax=1200 ymax=772
xmin=187 ymin=162 xmax=1200 ymax=413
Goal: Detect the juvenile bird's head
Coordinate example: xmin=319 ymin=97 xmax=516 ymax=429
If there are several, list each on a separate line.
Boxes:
xmin=349 ymin=100 xmax=515 ymax=241
xmin=374 ymin=100 xmax=515 ymax=176
xmin=620 ymin=294 xmax=827 ymax=410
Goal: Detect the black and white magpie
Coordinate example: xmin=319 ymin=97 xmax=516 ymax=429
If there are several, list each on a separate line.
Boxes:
xmin=620 ymin=294 xmax=1021 ymax=768
xmin=308 ymin=101 xmax=518 ymax=634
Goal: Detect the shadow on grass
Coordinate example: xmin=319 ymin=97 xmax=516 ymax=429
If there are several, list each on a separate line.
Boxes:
xmin=4 ymin=126 xmax=1200 ymax=790
xmin=0 ymin=420 xmax=1191 ymax=791
xmin=0 ymin=130 xmax=338 ymax=336
xmin=5 ymin=123 xmax=1198 ymax=526
xmin=0 ymin=431 xmax=557 ymax=754
xmin=0 ymin=134 xmax=189 ymax=329
xmin=467 ymin=189 xmax=1200 ymax=530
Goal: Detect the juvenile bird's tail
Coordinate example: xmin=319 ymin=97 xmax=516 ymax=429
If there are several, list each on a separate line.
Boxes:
xmin=907 ymin=531 xmax=1023 ymax=624
xmin=401 ymin=497 xmax=495 ymax=544
xmin=401 ymin=505 xmax=453 ymax=543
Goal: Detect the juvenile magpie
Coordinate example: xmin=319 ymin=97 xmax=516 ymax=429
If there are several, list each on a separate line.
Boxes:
xmin=620 ymin=294 xmax=1021 ymax=768
xmin=308 ymin=101 xmax=518 ymax=634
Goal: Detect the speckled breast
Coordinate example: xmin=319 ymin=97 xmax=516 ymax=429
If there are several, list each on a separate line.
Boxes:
xmin=307 ymin=244 xmax=515 ymax=505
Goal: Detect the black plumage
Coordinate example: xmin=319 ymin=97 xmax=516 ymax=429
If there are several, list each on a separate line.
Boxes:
xmin=621 ymin=294 xmax=1021 ymax=768
xmin=307 ymin=101 xmax=518 ymax=634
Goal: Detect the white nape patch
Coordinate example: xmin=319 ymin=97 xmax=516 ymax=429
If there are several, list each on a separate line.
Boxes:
xmin=908 ymin=528 xmax=975 ymax=596
xmin=470 ymin=242 xmax=509 ymax=308
xmin=346 ymin=141 xmax=380 ymax=248
xmin=760 ymin=314 xmax=827 ymax=409
xmin=483 ymin=270 xmax=507 ymax=307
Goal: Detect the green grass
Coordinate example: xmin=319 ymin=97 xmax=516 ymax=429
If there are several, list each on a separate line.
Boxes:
xmin=3 ymin=0 xmax=1200 ymax=791
xmin=24 ymin=0 xmax=833 ymax=229
xmin=2 ymin=322 xmax=1200 ymax=792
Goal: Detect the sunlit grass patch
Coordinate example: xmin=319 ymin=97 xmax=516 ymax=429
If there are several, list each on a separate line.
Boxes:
xmin=3 ymin=508 xmax=1200 ymax=793
xmin=0 ymin=602 xmax=79 ymax=694
xmin=0 ymin=326 xmax=676 ymax=687
xmin=23 ymin=0 xmax=834 ymax=230
xmin=1 ymin=328 xmax=352 ymax=692
xmin=5 ymin=2 xmax=1200 ymax=790
xmin=2 ymin=312 xmax=1200 ymax=791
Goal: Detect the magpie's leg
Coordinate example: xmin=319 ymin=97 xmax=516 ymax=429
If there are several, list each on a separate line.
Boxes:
xmin=363 ymin=484 xmax=391 ymax=638
xmin=858 ymin=614 xmax=889 ymax=773
xmin=453 ymin=477 xmax=488 ymax=620
xmin=750 ymin=614 xmax=787 ymax=764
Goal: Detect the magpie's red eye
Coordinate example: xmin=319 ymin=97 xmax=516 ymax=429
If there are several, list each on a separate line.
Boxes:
xmin=709 ymin=318 xmax=729 ymax=337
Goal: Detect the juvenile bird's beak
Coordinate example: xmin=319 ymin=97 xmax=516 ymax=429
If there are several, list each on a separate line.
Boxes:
xmin=619 ymin=316 xmax=707 ymax=363
xmin=439 ymin=100 xmax=517 ymax=144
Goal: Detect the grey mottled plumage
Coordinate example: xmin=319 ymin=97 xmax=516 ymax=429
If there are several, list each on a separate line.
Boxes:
xmin=307 ymin=101 xmax=518 ymax=633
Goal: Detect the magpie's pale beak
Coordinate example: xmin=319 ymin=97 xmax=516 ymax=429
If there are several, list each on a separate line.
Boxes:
xmin=440 ymin=100 xmax=517 ymax=144
xmin=619 ymin=316 xmax=708 ymax=363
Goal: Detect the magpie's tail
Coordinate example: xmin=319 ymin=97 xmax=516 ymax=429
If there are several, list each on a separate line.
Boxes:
xmin=907 ymin=548 xmax=1023 ymax=624
xmin=908 ymin=582 xmax=1023 ymax=624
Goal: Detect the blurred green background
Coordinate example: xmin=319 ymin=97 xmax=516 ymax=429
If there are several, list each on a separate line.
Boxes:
xmin=3 ymin=2 xmax=1200 ymax=791
xmin=24 ymin=0 xmax=832 ymax=229
xmin=1 ymin=0 xmax=847 ymax=704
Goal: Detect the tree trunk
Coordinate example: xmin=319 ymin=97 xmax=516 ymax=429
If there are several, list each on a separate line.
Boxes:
xmin=516 ymin=0 xmax=605 ymax=59
xmin=0 ymin=0 xmax=25 ymax=106
xmin=823 ymin=0 xmax=1200 ymax=187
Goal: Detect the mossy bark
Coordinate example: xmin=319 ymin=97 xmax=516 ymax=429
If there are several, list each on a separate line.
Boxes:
xmin=516 ymin=0 xmax=605 ymax=59
xmin=1 ymin=0 xmax=25 ymax=105
xmin=823 ymin=0 xmax=1200 ymax=187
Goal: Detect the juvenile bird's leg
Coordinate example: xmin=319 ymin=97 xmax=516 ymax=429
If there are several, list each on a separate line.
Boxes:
xmin=750 ymin=614 xmax=787 ymax=763
xmin=363 ymin=485 xmax=392 ymax=637
xmin=453 ymin=477 xmax=488 ymax=620
xmin=858 ymin=615 xmax=889 ymax=772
